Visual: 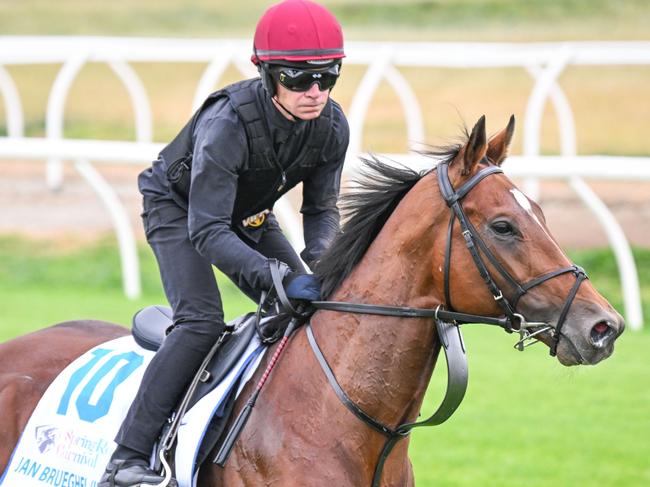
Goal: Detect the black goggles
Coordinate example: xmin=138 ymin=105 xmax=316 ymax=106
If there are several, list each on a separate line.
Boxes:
xmin=271 ymin=64 xmax=340 ymax=92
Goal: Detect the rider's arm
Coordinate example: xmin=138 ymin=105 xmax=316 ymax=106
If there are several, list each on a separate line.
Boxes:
xmin=187 ymin=112 xmax=276 ymax=291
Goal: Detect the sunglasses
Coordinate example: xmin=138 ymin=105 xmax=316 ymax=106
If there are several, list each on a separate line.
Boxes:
xmin=271 ymin=64 xmax=341 ymax=92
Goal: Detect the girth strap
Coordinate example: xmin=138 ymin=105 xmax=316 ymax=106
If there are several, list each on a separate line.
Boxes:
xmin=306 ymin=319 xmax=468 ymax=487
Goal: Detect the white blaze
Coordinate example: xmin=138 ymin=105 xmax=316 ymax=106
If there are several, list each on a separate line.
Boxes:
xmin=509 ymin=189 xmax=563 ymax=253
xmin=510 ymin=189 xmax=543 ymax=227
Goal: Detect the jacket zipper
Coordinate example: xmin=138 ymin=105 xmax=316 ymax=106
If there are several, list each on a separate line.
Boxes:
xmin=266 ymin=151 xmax=287 ymax=192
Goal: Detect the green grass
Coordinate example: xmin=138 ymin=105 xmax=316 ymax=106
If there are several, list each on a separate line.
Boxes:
xmin=334 ymin=0 xmax=650 ymax=41
xmin=0 ymin=236 xmax=256 ymax=336
xmin=413 ymin=325 xmax=650 ymax=486
xmin=0 ymin=237 xmax=649 ymax=485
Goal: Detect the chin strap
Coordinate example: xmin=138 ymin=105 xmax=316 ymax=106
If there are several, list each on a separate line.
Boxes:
xmin=272 ymin=95 xmax=301 ymax=121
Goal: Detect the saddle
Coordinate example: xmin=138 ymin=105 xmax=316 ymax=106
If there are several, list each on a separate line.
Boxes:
xmin=132 ymin=305 xmax=257 ymax=403
xmin=130 ymin=305 xmax=290 ymax=472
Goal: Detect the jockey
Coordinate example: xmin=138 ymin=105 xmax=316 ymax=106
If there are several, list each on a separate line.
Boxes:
xmin=99 ymin=1 xmax=348 ymax=486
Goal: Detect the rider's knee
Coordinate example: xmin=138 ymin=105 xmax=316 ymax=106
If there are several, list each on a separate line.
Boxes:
xmin=168 ymin=317 xmax=226 ymax=343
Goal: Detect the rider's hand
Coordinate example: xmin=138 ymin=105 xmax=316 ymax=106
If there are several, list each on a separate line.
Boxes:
xmin=283 ymin=272 xmax=322 ymax=301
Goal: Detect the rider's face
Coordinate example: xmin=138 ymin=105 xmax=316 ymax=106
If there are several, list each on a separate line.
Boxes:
xmin=273 ymin=82 xmax=330 ymax=121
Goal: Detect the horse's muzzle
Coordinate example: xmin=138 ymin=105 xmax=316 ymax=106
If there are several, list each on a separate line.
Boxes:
xmin=559 ymin=310 xmax=625 ymax=366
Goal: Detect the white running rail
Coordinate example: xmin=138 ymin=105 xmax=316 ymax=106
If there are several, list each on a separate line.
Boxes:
xmin=0 ymin=37 xmax=647 ymax=330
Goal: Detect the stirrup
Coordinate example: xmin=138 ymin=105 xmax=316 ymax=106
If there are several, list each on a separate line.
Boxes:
xmin=99 ymin=459 xmax=177 ymax=487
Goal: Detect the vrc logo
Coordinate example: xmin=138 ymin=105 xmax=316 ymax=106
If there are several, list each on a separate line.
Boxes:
xmin=35 ymin=425 xmax=58 ymax=453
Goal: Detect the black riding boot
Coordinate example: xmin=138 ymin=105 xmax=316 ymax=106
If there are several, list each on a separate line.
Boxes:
xmin=99 ymin=445 xmax=178 ymax=487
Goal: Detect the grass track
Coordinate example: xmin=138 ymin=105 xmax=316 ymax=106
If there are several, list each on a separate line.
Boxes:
xmin=0 ymin=238 xmax=648 ymax=486
xmin=413 ymin=324 xmax=650 ymax=486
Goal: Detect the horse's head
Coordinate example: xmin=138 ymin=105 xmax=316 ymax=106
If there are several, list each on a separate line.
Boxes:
xmin=434 ymin=115 xmax=624 ymax=366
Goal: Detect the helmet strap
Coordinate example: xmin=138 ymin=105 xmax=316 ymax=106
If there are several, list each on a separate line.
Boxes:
xmin=257 ymin=62 xmax=302 ymax=121
xmin=272 ymin=95 xmax=301 ymax=122
xmin=257 ymin=63 xmax=276 ymax=97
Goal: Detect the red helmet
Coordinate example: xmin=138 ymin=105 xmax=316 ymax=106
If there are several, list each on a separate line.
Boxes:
xmin=252 ymin=0 xmax=345 ymax=64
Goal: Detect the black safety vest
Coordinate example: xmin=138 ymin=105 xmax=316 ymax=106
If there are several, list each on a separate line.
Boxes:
xmin=160 ymin=78 xmax=334 ymax=221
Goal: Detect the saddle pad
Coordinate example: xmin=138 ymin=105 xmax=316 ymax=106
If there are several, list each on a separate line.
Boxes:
xmin=0 ymin=336 xmax=155 ymax=487
xmin=1 ymin=335 xmax=266 ymax=487
xmin=175 ymin=337 xmax=266 ymax=487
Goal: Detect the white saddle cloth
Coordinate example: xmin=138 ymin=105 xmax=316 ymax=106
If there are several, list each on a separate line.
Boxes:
xmin=0 ymin=334 xmax=265 ymax=487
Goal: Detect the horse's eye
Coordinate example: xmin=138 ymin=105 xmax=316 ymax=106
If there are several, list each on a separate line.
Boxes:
xmin=491 ymin=220 xmax=515 ymax=236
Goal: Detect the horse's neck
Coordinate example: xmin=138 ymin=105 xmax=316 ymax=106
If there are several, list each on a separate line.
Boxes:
xmin=313 ymin=177 xmax=446 ymax=427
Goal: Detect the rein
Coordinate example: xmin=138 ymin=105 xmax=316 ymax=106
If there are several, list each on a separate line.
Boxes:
xmin=308 ymin=160 xmax=589 ymax=487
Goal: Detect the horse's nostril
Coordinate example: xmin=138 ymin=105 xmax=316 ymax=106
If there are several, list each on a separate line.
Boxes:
xmin=593 ymin=322 xmax=609 ymax=334
xmin=590 ymin=321 xmax=613 ymax=348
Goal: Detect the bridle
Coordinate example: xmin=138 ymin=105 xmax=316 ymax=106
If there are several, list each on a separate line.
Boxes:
xmin=307 ymin=159 xmax=588 ymax=487
xmin=436 ymin=159 xmax=588 ymax=354
xmin=313 ymin=159 xmax=588 ymax=355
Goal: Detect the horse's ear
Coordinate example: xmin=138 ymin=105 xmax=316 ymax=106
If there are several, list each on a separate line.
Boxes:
xmin=486 ymin=114 xmax=515 ymax=166
xmin=462 ymin=115 xmax=487 ymax=175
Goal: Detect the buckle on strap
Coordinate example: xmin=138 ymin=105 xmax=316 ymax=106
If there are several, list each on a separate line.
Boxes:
xmin=573 ymin=265 xmax=588 ymax=279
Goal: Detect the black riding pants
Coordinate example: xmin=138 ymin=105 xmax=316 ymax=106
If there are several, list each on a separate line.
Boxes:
xmin=115 ymin=200 xmax=304 ymax=455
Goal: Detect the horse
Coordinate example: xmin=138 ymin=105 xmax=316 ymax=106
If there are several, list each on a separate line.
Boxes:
xmin=0 ymin=115 xmax=624 ymax=486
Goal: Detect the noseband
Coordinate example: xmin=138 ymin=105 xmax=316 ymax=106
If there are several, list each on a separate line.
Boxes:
xmin=436 ymin=160 xmax=588 ymax=355
xmin=308 ymin=160 xmax=588 ymax=487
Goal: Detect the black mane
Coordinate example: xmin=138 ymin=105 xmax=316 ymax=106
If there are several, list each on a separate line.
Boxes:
xmin=315 ymin=146 xmax=461 ymax=299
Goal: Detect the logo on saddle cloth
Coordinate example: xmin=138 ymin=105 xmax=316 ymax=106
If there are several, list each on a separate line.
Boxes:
xmin=242 ymin=209 xmax=270 ymax=228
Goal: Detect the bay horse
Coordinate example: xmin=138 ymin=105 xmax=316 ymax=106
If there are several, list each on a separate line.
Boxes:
xmin=0 ymin=116 xmax=624 ymax=486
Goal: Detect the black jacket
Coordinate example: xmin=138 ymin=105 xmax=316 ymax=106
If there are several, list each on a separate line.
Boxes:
xmin=138 ymin=78 xmax=349 ymax=292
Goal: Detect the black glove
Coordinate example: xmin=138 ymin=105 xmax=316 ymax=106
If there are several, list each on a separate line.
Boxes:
xmin=283 ymin=272 xmax=322 ymax=301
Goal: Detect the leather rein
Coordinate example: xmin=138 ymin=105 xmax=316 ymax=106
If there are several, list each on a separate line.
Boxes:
xmin=304 ymin=160 xmax=588 ymax=487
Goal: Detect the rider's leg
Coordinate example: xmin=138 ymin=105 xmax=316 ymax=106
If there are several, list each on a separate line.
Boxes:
xmin=101 ymin=203 xmax=224 ymax=487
